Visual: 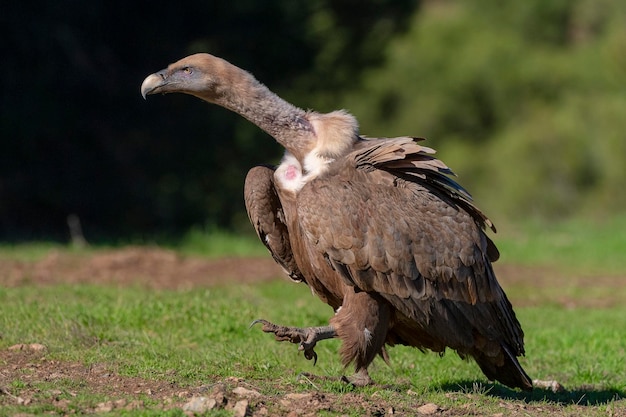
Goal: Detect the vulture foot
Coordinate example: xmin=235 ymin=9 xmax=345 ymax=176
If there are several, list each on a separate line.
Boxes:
xmin=250 ymin=319 xmax=337 ymax=365
xmin=341 ymin=369 xmax=373 ymax=387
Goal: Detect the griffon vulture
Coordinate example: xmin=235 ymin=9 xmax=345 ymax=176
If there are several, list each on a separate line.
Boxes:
xmin=141 ymin=53 xmax=532 ymax=390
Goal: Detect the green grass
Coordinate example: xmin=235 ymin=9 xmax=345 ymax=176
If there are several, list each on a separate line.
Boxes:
xmin=0 ymin=282 xmax=331 ymax=380
xmin=1 ymin=280 xmax=625 ymax=415
xmin=1 ymin=217 xmax=626 ymax=415
xmin=495 ymin=215 xmax=626 ymax=275
xmin=0 ymin=227 xmax=268 ymax=262
xmin=174 ymin=226 xmax=267 ymax=258
xmin=0 ymin=241 xmax=75 ymax=262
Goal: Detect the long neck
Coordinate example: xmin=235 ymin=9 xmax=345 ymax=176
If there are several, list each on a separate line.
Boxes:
xmin=206 ymin=68 xmax=315 ymax=158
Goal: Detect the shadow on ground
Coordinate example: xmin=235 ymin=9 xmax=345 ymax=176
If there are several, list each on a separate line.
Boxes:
xmin=439 ymin=380 xmax=624 ymax=406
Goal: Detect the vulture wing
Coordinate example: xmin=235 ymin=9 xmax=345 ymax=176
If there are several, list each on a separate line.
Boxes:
xmin=297 ymin=137 xmax=529 ymax=388
xmin=244 ymin=165 xmax=304 ymax=282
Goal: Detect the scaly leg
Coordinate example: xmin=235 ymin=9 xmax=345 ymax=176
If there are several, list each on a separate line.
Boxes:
xmin=250 ymin=319 xmax=336 ymax=365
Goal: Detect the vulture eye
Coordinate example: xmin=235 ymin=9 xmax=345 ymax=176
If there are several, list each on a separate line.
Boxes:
xmin=182 ymin=67 xmax=192 ymax=75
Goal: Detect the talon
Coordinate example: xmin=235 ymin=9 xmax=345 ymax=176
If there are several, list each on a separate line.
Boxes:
xmin=249 ymin=319 xmax=269 ymax=329
xmin=304 ymin=348 xmax=318 ymax=365
xmin=250 ymin=320 xmax=335 ymax=368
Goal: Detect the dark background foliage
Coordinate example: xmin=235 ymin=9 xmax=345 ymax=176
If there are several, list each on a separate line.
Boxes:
xmin=3 ymin=0 xmax=625 ymax=243
xmin=1 ymin=0 xmax=418 ymax=241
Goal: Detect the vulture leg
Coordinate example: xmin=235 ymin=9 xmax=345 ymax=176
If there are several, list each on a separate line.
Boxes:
xmin=253 ymin=288 xmax=391 ymax=386
xmin=330 ymin=288 xmax=391 ymax=386
xmin=251 ymin=319 xmax=337 ymax=365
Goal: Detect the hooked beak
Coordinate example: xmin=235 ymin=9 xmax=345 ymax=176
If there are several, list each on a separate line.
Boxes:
xmin=140 ymin=71 xmax=167 ymax=99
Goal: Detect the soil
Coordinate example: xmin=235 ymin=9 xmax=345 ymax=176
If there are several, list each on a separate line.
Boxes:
xmin=1 ymin=247 xmax=624 ymax=416
xmin=0 ymin=247 xmax=285 ymax=290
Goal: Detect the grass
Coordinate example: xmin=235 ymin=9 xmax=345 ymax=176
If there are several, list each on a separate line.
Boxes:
xmin=174 ymin=226 xmax=268 ymax=258
xmin=0 ymin=241 xmax=75 ymax=262
xmin=1 ymin=281 xmax=625 ymax=415
xmin=1 ymin=216 xmax=626 ymax=415
xmin=0 ymin=227 xmax=269 ymax=262
xmin=495 ymin=214 xmax=626 ymax=275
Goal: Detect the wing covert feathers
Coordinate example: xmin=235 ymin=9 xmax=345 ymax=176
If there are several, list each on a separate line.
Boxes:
xmin=244 ymin=165 xmax=304 ymax=282
xmin=296 ymin=136 xmax=528 ymax=388
xmin=354 ymin=136 xmax=495 ymax=234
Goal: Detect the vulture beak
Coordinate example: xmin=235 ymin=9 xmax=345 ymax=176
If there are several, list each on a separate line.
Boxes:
xmin=140 ymin=70 xmax=168 ymax=99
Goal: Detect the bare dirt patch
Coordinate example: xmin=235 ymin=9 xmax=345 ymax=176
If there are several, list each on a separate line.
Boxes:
xmin=0 ymin=346 xmax=187 ymax=413
xmin=0 ymin=347 xmax=455 ymax=416
xmin=1 ymin=248 xmax=625 ymax=415
xmin=0 ymin=247 xmax=284 ymax=290
xmin=3 ymin=346 xmax=619 ymax=416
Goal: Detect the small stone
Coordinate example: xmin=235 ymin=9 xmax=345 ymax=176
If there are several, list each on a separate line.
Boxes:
xmin=284 ymin=393 xmax=312 ymax=401
xmin=95 ymin=401 xmax=114 ymax=413
xmin=29 ymin=343 xmax=47 ymax=352
xmin=7 ymin=343 xmax=47 ymax=352
xmin=233 ymin=399 xmax=248 ymax=417
xmin=182 ymin=396 xmax=217 ymax=413
xmin=533 ymin=379 xmax=565 ymax=393
xmin=211 ymin=383 xmax=227 ymax=405
xmin=417 ymin=403 xmax=440 ymax=415
xmin=233 ymin=386 xmax=261 ymax=398
xmin=8 ymin=344 xmax=27 ymax=351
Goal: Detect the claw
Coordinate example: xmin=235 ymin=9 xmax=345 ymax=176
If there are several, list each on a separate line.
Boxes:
xmin=249 ymin=319 xmax=268 ymax=329
xmin=250 ymin=319 xmax=285 ymax=335
xmin=250 ymin=319 xmax=336 ymax=367
xmin=300 ymin=345 xmax=318 ymax=365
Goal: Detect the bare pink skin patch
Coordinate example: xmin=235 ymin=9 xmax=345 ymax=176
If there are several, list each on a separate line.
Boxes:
xmin=285 ymin=164 xmax=299 ymax=181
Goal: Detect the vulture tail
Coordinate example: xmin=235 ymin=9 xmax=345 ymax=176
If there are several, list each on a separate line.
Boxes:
xmin=474 ymin=344 xmax=533 ymax=391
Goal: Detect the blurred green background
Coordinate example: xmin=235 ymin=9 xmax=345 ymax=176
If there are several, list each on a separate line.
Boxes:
xmin=2 ymin=0 xmax=625 ymax=243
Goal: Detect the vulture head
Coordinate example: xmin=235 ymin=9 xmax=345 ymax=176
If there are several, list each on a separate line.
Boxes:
xmin=140 ymin=53 xmax=353 ymax=163
xmin=141 ymin=53 xmax=253 ymax=104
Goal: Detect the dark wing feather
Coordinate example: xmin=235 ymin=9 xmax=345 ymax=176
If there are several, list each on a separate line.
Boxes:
xmin=297 ymin=136 xmax=525 ymax=370
xmin=355 ymin=136 xmax=495 ymax=235
xmin=355 ymin=137 xmax=499 ymax=262
xmin=244 ymin=165 xmax=304 ymax=282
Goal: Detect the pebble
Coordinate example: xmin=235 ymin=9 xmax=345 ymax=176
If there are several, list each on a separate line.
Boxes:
xmin=233 ymin=386 xmax=261 ymax=398
xmin=417 ymin=403 xmax=440 ymax=415
xmin=182 ymin=396 xmax=218 ymax=413
xmin=233 ymin=399 xmax=249 ymax=417
xmin=8 ymin=343 xmax=47 ymax=352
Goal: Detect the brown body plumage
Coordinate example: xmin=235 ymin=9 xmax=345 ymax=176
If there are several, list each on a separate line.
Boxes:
xmin=141 ymin=53 xmax=532 ymax=390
